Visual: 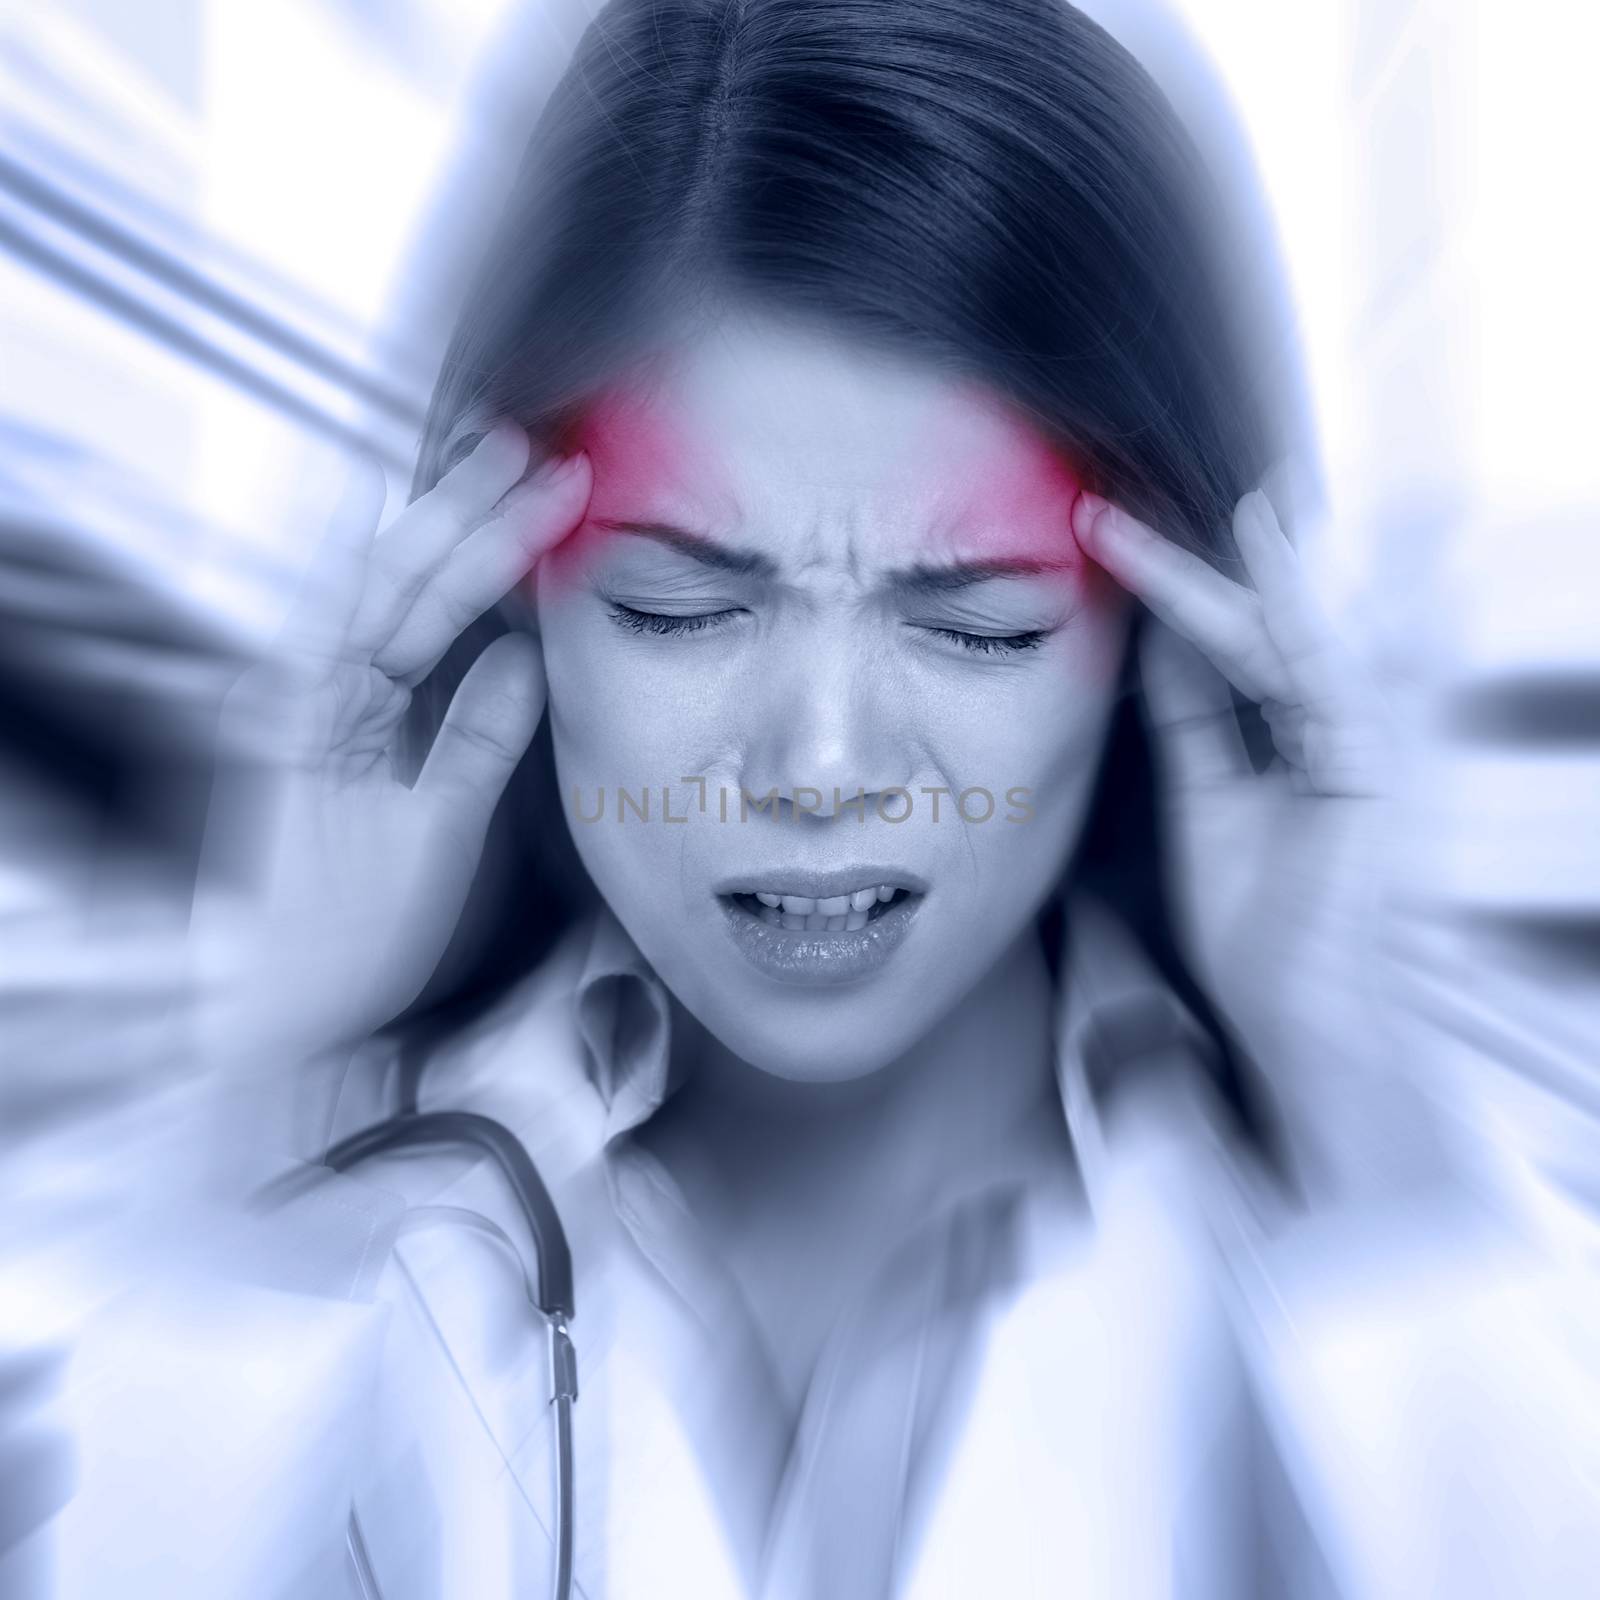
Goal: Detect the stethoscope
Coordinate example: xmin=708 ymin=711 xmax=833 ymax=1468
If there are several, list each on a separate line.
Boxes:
xmin=323 ymin=1061 xmax=579 ymax=1600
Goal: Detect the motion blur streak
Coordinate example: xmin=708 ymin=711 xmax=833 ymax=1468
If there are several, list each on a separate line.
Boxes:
xmin=2 ymin=2 xmax=1598 ymax=1598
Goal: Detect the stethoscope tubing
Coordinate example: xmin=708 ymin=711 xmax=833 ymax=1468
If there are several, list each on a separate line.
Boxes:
xmin=325 ymin=1105 xmax=578 ymax=1599
xmin=323 ymin=1108 xmax=574 ymax=1319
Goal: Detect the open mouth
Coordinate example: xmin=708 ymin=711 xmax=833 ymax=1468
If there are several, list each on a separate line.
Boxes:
xmin=714 ymin=880 xmax=925 ymax=986
xmin=722 ymin=884 xmax=916 ymax=934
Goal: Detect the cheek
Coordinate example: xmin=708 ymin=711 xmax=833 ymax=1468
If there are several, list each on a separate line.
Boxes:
xmin=946 ymin=689 xmax=1115 ymax=905
xmin=917 ymin=625 xmax=1127 ymax=853
xmin=537 ymin=603 xmax=718 ymax=787
xmin=940 ymin=678 xmax=1116 ymax=799
xmin=539 ymin=623 xmax=640 ymax=770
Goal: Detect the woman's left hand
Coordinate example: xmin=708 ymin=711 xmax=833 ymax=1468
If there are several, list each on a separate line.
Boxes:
xmin=1072 ymin=486 xmax=1403 ymax=1197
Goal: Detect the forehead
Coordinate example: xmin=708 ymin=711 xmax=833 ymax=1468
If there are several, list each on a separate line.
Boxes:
xmin=573 ymin=314 xmax=1080 ymax=567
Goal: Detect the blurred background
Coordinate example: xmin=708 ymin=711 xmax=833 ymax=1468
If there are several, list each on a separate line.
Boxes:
xmin=2 ymin=0 xmax=1598 ymax=1585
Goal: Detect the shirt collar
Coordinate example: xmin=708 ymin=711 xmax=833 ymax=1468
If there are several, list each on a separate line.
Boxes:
xmin=574 ymin=905 xmax=675 ymax=1145
xmin=570 ymin=897 xmax=1214 ymax=1191
xmin=1050 ymin=894 xmax=1216 ymax=1205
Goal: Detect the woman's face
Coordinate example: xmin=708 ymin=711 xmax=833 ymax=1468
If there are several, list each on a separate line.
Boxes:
xmin=534 ymin=312 xmax=1131 ymax=1082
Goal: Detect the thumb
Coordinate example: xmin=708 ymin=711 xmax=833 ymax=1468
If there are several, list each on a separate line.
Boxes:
xmin=413 ymin=632 xmax=546 ymax=842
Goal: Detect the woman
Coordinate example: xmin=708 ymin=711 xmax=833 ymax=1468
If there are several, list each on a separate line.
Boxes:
xmin=58 ymin=2 xmax=1597 ymax=1598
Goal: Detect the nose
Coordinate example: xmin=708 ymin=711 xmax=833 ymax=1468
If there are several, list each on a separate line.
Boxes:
xmin=737 ymin=625 xmax=914 ymax=821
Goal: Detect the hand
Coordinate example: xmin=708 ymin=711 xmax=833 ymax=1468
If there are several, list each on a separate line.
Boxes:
xmin=1072 ymin=486 xmax=1402 ymax=1196
xmin=198 ymin=424 xmax=592 ymax=1066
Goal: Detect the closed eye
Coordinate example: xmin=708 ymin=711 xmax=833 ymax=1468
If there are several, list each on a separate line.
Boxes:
xmin=605 ymin=604 xmax=1048 ymax=654
xmin=919 ymin=625 xmax=1048 ymax=655
xmin=605 ymin=602 xmax=744 ymax=637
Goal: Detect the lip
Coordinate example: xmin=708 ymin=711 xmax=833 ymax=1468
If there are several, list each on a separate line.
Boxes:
xmin=716 ymin=886 xmax=924 ymax=988
xmin=711 ymin=864 xmax=931 ymax=900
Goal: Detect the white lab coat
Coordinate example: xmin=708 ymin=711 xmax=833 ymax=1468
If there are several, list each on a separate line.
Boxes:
xmin=38 ymin=902 xmax=1600 ymax=1599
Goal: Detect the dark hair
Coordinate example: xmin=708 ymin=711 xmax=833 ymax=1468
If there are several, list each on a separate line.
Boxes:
xmin=398 ymin=0 xmax=1304 ymax=1161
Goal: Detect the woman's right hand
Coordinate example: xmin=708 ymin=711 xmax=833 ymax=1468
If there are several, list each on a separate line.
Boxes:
xmin=198 ymin=423 xmax=591 ymax=1067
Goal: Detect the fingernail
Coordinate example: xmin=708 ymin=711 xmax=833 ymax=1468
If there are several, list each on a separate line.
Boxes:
xmin=535 ymin=449 xmax=589 ymax=488
xmin=452 ymin=421 xmax=518 ymax=472
xmin=1073 ymin=492 xmax=1107 ymax=543
xmin=1080 ymin=496 xmax=1129 ymax=558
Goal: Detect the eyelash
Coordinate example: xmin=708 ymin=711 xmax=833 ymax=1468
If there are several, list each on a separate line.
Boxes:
xmin=607 ymin=604 xmax=1047 ymax=656
xmin=921 ymin=626 xmax=1048 ymax=656
xmin=605 ymin=603 xmax=741 ymax=637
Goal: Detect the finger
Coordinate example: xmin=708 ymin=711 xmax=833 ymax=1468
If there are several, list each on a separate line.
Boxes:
xmin=1138 ymin=621 xmax=1253 ymax=789
xmin=276 ymin=451 xmax=388 ymax=669
xmin=345 ymin=421 xmax=533 ymax=659
xmin=413 ymin=632 xmax=546 ymax=840
xmin=1259 ymin=698 xmax=1308 ymax=768
xmin=372 ymin=451 xmax=591 ymax=683
xmin=1233 ymin=490 xmax=1391 ymax=795
xmin=1230 ymin=490 xmax=1348 ymax=712
xmin=1071 ymin=494 xmax=1288 ymax=705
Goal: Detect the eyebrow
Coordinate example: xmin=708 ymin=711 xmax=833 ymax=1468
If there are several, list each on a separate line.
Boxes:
xmin=592 ymin=520 xmax=779 ymax=578
xmin=890 ymin=555 xmax=1077 ymax=593
xmin=596 ymin=519 xmax=1075 ymax=590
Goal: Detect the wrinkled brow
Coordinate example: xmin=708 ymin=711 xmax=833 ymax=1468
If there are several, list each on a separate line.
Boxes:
xmin=595 ymin=519 xmax=1074 ymax=590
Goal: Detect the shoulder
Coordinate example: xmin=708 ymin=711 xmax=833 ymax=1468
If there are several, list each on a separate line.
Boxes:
xmin=230 ymin=912 xmax=611 ymax=1305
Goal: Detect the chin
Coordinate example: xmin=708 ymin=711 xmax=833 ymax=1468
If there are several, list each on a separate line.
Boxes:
xmin=682 ymin=976 xmax=944 ymax=1085
xmin=729 ymin=1035 xmax=902 ymax=1085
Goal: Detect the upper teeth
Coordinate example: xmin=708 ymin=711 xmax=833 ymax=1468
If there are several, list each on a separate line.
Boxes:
xmin=753 ymin=886 xmax=898 ymax=914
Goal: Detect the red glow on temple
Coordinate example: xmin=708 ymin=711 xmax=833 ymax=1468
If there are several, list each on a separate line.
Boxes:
xmin=527 ymin=364 xmax=1126 ymax=678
